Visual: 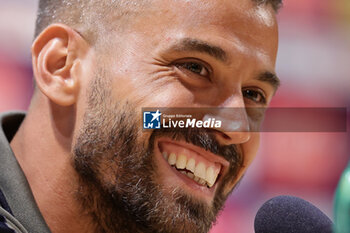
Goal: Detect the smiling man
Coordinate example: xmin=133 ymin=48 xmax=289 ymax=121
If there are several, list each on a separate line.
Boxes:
xmin=0 ymin=0 xmax=281 ymax=232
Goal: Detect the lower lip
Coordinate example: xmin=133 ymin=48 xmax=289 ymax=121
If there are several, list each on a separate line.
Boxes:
xmin=154 ymin=140 xmax=217 ymax=202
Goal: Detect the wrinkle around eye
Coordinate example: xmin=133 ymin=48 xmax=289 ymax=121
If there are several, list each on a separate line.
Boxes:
xmin=148 ymin=56 xmax=214 ymax=90
xmin=172 ymin=58 xmax=214 ymax=85
xmin=175 ymin=62 xmax=209 ymax=78
xmin=172 ymin=64 xmax=214 ymax=89
xmin=142 ymin=63 xmax=180 ymax=88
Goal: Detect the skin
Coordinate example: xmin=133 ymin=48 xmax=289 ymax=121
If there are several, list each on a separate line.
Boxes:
xmin=10 ymin=0 xmax=278 ymax=232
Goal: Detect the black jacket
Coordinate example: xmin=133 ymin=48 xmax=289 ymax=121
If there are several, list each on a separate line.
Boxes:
xmin=0 ymin=112 xmax=50 ymax=233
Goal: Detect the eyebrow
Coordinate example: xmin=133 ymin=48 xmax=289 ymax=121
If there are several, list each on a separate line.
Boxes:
xmin=168 ymin=38 xmax=280 ymax=91
xmin=258 ymin=71 xmax=281 ymax=92
xmin=169 ymin=38 xmax=228 ymax=62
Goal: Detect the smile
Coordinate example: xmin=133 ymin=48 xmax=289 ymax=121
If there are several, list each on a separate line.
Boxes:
xmin=156 ymin=138 xmax=229 ymax=198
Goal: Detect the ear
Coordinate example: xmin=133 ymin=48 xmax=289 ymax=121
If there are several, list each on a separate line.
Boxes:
xmin=32 ymin=24 xmax=89 ymax=106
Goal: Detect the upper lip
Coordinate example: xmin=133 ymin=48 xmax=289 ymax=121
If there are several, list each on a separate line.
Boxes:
xmin=156 ymin=137 xmax=230 ymax=180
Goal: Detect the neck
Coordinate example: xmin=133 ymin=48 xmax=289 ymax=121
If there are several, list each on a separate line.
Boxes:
xmin=10 ymin=97 xmax=94 ymax=233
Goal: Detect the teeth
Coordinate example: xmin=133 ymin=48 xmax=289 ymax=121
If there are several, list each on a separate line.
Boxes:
xmin=164 ymin=151 xmax=220 ymax=188
xmin=186 ymin=158 xmax=196 ymax=173
xmin=168 ymin=153 xmax=176 ymax=165
xmin=176 ymin=154 xmax=187 ymax=169
xmin=186 ymin=172 xmax=194 ymax=179
xmin=163 ymin=152 xmax=168 ymax=160
xmin=198 ymin=178 xmax=206 ymax=185
xmin=206 ymin=167 xmax=217 ymax=187
xmin=194 ymin=162 xmax=206 ymax=180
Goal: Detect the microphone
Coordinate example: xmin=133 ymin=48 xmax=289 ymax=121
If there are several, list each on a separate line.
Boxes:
xmin=254 ymin=195 xmax=333 ymax=233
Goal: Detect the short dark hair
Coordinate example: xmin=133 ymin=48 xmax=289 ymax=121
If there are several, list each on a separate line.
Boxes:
xmin=35 ymin=1 xmax=150 ymax=44
xmin=34 ymin=0 xmax=282 ymax=43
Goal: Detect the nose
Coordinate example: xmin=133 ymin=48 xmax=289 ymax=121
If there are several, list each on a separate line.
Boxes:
xmin=206 ymin=95 xmax=251 ymax=146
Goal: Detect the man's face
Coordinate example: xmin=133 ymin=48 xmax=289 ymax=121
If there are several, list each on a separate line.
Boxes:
xmin=73 ymin=0 xmax=278 ymax=232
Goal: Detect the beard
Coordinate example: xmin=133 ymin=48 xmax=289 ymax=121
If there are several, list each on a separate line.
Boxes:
xmin=72 ymin=77 xmax=243 ymax=233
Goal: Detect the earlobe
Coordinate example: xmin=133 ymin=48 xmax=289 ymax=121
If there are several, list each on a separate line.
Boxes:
xmin=32 ymin=24 xmax=88 ymax=106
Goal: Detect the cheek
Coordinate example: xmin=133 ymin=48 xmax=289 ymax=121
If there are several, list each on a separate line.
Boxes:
xmin=149 ymin=83 xmax=196 ymax=107
xmin=110 ymin=71 xmax=199 ymax=108
xmin=242 ymin=132 xmax=260 ymax=167
xmin=222 ymin=133 xmax=260 ymax=195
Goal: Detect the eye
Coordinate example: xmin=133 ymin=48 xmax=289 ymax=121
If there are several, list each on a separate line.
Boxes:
xmin=175 ymin=61 xmax=210 ymax=79
xmin=242 ymin=88 xmax=266 ymax=104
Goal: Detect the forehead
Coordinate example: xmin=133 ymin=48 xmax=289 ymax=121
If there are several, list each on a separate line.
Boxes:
xmin=151 ymin=0 xmax=276 ymax=33
xmin=121 ymin=0 xmax=278 ymax=64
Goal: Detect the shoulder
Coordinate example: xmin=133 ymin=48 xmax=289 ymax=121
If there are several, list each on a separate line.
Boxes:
xmin=0 ymin=189 xmax=27 ymax=233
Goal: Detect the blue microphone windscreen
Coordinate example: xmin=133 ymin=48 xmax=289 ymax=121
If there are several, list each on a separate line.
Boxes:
xmin=254 ymin=195 xmax=333 ymax=233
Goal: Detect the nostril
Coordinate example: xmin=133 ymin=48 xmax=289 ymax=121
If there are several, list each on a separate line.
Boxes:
xmin=215 ymin=129 xmax=251 ymax=145
xmin=220 ymin=132 xmax=231 ymax=140
xmin=211 ymin=129 xmax=232 ymax=142
xmin=207 ymin=128 xmax=231 ymax=140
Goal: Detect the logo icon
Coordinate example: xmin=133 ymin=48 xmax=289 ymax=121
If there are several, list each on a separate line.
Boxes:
xmin=143 ymin=110 xmax=162 ymax=129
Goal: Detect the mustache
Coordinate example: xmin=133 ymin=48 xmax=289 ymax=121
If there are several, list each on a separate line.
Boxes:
xmin=149 ymin=128 xmax=244 ymax=169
